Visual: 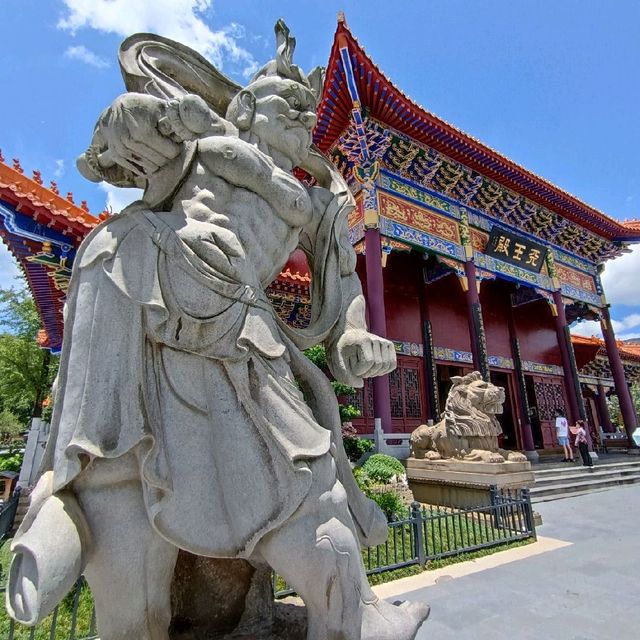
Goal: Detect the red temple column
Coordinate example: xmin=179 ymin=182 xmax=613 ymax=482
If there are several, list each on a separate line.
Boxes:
xmin=552 ymin=290 xmax=584 ymax=426
xmin=463 ymin=260 xmax=490 ymax=380
xmin=507 ymin=301 xmax=538 ymax=462
xmin=600 ymin=307 xmax=638 ymax=445
xmin=419 ymin=269 xmax=439 ymax=423
xmin=596 ymin=383 xmax=614 ymax=433
xmin=364 ymin=227 xmax=393 ymax=433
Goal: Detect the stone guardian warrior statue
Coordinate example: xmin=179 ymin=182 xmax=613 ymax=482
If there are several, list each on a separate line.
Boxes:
xmin=7 ymin=20 xmax=429 ymax=640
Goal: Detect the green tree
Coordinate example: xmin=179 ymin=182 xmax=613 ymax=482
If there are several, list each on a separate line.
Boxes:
xmin=0 ymin=287 xmax=59 ymax=424
xmin=0 ymin=408 xmax=24 ymax=446
xmin=631 ymin=384 xmax=640 ymax=418
xmin=607 ymin=385 xmax=640 ymax=429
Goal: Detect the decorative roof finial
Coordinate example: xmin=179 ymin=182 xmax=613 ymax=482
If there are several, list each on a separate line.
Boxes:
xmin=32 ymin=170 xmax=43 ymax=185
xmin=12 ymin=158 xmax=23 ymax=173
xmin=337 ymin=11 xmax=347 ymax=25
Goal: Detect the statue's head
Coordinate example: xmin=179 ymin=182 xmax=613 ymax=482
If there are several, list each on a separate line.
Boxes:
xmin=448 ymin=372 xmax=505 ymax=417
xmin=226 ymin=20 xmax=322 ymax=167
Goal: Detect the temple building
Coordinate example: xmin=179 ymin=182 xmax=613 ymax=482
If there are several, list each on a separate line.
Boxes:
xmin=1 ymin=17 xmax=639 ymax=460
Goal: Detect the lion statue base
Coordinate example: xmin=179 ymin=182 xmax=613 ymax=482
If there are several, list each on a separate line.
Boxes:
xmin=410 ymin=372 xmax=528 ymax=464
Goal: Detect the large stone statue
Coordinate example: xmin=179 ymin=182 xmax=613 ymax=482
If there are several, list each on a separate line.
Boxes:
xmin=410 ymin=371 xmax=527 ymax=463
xmin=6 ymin=21 xmax=429 ymax=640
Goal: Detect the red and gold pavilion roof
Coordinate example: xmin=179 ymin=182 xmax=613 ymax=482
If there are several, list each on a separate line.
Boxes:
xmin=314 ymin=17 xmax=640 ymax=245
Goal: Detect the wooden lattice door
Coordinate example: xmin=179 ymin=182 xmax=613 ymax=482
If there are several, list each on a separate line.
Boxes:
xmin=351 ymin=356 xmax=427 ymax=434
xmin=532 ymin=376 xmax=568 ymax=448
xmin=390 ymin=356 xmax=426 ymax=433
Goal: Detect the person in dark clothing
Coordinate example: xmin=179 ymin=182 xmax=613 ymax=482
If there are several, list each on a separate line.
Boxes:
xmin=574 ymin=420 xmax=594 ymax=467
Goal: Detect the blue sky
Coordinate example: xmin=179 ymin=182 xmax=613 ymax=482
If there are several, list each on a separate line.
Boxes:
xmin=0 ymin=0 xmax=639 ymax=339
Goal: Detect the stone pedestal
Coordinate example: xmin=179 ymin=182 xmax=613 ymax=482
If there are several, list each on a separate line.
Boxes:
xmin=406 ymin=458 xmax=535 ymax=509
xmin=170 ymin=554 xmax=308 ymax=640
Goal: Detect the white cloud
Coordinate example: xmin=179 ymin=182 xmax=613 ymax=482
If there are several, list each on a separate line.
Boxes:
xmin=58 ymin=0 xmax=258 ymax=77
xmin=600 ymin=245 xmax=640 ymax=306
xmin=571 ymin=319 xmax=603 ymax=338
xmin=64 ymin=44 xmax=111 ymax=69
xmin=53 ymin=159 xmax=65 ymax=178
xmin=571 ymin=313 xmax=640 ymax=339
xmin=618 ymin=332 xmax=640 ymax=342
xmin=100 ymin=183 xmax=144 ymax=213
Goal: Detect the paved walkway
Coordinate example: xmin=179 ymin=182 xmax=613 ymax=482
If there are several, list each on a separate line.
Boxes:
xmin=380 ymin=485 xmax=640 ymax=639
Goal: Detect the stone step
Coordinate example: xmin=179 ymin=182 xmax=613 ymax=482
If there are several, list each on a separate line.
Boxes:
xmin=533 ymin=467 xmax=640 ymax=488
xmin=530 ymin=473 xmax=640 ymax=502
xmin=534 ymin=460 xmax=640 ymax=476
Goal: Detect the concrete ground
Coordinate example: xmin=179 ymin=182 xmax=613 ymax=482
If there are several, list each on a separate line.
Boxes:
xmin=380 ymin=485 xmax=640 ymax=640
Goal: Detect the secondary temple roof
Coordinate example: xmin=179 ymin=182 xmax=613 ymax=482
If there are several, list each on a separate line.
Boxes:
xmin=0 ymin=152 xmax=102 ymax=351
xmin=0 ymin=153 xmax=310 ymax=350
xmin=314 ymin=17 xmax=640 ymax=260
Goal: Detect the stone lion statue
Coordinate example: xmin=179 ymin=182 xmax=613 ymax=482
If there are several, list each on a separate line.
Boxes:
xmin=410 ymin=371 xmax=527 ymax=463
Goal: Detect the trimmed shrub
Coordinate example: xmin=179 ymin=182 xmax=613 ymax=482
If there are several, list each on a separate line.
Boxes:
xmin=369 ymin=490 xmax=407 ymax=521
xmin=352 ymin=466 xmax=372 ymax=492
xmin=0 ymin=451 xmax=23 ymax=472
xmin=362 ymin=454 xmax=405 ymax=484
xmin=343 ymin=436 xmax=374 ymax=462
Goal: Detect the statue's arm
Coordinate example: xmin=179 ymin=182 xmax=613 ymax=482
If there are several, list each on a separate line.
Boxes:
xmin=324 ymin=269 xmax=396 ymax=388
xmin=196 ymin=138 xmax=310 ymax=225
xmin=302 ymin=188 xmax=396 ymax=387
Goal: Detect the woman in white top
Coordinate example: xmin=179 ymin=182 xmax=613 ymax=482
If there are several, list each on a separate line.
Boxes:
xmin=555 ymin=408 xmax=574 ymax=462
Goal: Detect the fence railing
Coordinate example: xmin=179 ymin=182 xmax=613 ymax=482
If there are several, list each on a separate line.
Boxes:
xmin=0 ymin=487 xmax=536 ymax=638
xmin=0 ymin=579 xmax=98 ymax=640
xmin=274 ymin=486 xmax=536 ymax=597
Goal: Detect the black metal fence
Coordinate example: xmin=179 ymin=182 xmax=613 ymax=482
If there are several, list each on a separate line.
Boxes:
xmin=0 ymin=487 xmax=536 ymax=638
xmin=274 ymin=486 xmax=536 ymax=597
xmin=0 ymin=579 xmax=98 ymax=640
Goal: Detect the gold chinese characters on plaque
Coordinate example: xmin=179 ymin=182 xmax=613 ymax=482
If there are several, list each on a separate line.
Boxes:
xmin=485 ymin=227 xmax=548 ymax=273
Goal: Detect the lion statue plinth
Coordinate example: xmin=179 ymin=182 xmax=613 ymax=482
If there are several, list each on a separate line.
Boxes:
xmin=410 ymin=372 xmax=527 ymax=463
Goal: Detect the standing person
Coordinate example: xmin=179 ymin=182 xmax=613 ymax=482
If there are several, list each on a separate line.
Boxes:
xmin=574 ymin=420 xmax=594 ymax=467
xmin=555 ymin=408 xmax=574 ymax=462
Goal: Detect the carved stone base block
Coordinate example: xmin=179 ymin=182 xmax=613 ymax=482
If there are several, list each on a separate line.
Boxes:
xmin=406 ymin=458 xmax=535 ymax=509
xmin=170 ymin=554 xmax=308 ymax=640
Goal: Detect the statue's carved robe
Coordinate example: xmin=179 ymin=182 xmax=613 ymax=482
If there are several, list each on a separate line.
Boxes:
xmin=43 ymin=185 xmax=383 ymax=558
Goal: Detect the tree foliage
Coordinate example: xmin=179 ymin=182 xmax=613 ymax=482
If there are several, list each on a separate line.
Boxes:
xmin=607 ymin=385 xmax=640 ymax=429
xmin=0 ymin=409 xmax=25 ymax=446
xmin=0 ymin=287 xmax=59 ymax=424
xmin=303 ymin=344 xmax=362 ymax=424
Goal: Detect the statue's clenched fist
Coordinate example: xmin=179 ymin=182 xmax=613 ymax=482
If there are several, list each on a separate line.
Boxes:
xmin=328 ymin=329 xmax=397 ymax=387
xmin=77 ymin=93 xmax=216 ymax=183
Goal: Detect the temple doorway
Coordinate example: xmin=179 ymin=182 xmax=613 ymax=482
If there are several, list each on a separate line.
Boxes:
xmin=436 ymin=364 xmax=466 ymax=416
xmin=490 ymin=371 xmax=519 ymax=450
xmin=524 ymin=375 xmax=544 ymax=448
